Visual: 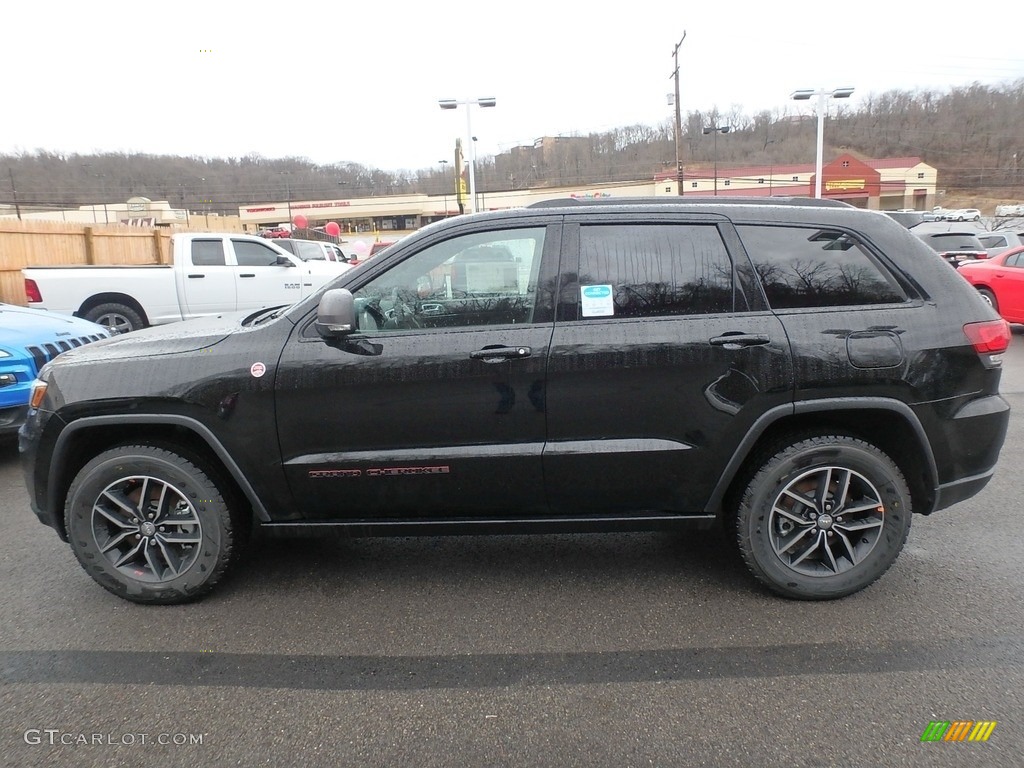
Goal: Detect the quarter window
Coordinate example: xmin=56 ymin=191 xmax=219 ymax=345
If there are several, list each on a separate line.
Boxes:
xmin=352 ymin=228 xmax=546 ymax=332
xmin=568 ymin=224 xmax=741 ymax=320
xmin=737 ymin=225 xmax=906 ymax=308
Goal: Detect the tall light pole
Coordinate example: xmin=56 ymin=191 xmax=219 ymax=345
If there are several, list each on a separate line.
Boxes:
xmin=438 ymin=159 xmax=449 ymax=217
xmin=790 ymin=86 xmax=854 ymax=199
xmin=438 ymin=97 xmax=496 ymax=214
xmin=702 ymin=125 xmax=730 ymax=196
xmin=670 ymin=31 xmax=686 ymax=195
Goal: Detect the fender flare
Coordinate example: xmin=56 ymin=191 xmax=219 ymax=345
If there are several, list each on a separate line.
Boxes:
xmin=49 ymin=414 xmax=272 ymax=524
xmin=703 ymin=398 xmax=939 ymax=515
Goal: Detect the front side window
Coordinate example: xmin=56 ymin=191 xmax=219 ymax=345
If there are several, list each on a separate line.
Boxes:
xmin=737 ymin=225 xmax=907 ymax=309
xmin=567 ymin=223 xmax=740 ymax=320
xmin=351 ymin=228 xmax=546 ymax=332
xmin=191 ymin=239 xmax=226 ymax=266
xmin=233 ymin=239 xmax=284 ymax=267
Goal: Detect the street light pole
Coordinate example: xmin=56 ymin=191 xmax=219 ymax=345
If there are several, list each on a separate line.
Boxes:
xmin=702 ymin=125 xmax=730 ymax=196
xmin=438 ymin=159 xmax=449 ymax=217
xmin=790 ymin=86 xmax=854 ymax=199
xmin=438 ymin=97 xmax=496 ymax=215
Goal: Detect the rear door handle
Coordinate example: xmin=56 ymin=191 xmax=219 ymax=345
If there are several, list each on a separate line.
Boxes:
xmin=709 ymin=333 xmax=771 ymax=350
xmin=187 ymin=274 xmax=205 ymax=279
xmin=239 ymin=273 xmax=256 ymax=278
xmin=470 ymin=345 xmax=532 ymax=362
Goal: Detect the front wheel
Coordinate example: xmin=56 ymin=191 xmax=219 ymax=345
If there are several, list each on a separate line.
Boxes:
xmin=735 ymin=436 xmax=912 ymax=600
xmin=64 ymin=445 xmax=242 ymax=604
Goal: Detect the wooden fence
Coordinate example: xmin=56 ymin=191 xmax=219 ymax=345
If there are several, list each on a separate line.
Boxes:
xmin=0 ymin=218 xmax=243 ymax=306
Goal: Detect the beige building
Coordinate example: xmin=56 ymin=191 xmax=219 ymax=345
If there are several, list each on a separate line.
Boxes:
xmin=238 ymin=154 xmax=938 ymax=238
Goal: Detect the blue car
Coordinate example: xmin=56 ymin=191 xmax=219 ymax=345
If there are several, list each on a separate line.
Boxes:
xmin=0 ymin=303 xmax=111 ymax=436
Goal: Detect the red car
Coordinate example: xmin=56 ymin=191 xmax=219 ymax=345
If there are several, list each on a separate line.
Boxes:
xmin=259 ymin=227 xmax=291 ymax=239
xmin=958 ymin=245 xmax=1024 ymax=322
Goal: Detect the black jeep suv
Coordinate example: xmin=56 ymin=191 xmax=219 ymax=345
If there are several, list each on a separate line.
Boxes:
xmin=19 ymin=198 xmax=1011 ymax=603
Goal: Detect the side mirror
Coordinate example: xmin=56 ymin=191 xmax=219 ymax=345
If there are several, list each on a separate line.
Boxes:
xmin=315 ymin=288 xmax=356 ymax=337
xmin=276 ymin=256 xmax=296 ymax=267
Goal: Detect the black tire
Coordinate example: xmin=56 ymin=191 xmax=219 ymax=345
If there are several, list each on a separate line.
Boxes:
xmin=978 ymin=288 xmax=998 ymax=312
xmin=64 ymin=444 xmax=240 ymax=604
xmin=83 ymin=302 xmax=145 ymax=334
xmin=734 ymin=435 xmax=912 ymax=600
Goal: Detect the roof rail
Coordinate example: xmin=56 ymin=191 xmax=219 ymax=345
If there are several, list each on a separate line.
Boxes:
xmin=527 ymin=196 xmax=854 ymax=209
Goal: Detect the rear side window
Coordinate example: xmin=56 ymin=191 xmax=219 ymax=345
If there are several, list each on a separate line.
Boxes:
xmin=191 ymin=239 xmax=226 ymax=266
xmin=570 ymin=223 xmax=741 ymax=320
xmin=736 ymin=225 xmax=906 ymax=309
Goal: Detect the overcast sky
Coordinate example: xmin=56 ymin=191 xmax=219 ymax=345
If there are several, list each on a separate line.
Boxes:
xmin=3 ymin=1 xmax=1021 ymax=172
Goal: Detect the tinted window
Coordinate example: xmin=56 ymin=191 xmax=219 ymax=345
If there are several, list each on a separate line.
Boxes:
xmin=570 ymin=224 xmax=739 ymax=320
xmin=232 ymin=240 xmax=284 ymax=267
xmin=294 ymin=241 xmax=325 ymax=261
xmin=979 ymin=235 xmax=1007 ymax=249
xmin=737 ymin=225 xmax=906 ymax=309
xmin=352 ymin=228 xmax=546 ymax=332
xmin=923 ymin=233 xmax=984 ymax=251
xmin=191 ymin=239 xmax=226 ymax=266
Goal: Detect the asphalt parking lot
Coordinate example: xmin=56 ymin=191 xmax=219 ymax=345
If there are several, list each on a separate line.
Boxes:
xmin=1 ymin=334 xmax=1023 ymax=767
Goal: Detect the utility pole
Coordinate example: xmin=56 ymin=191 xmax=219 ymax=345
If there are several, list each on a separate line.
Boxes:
xmin=8 ymin=168 xmax=22 ymax=220
xmin=671 ymin=32 xmax=686 ymax=196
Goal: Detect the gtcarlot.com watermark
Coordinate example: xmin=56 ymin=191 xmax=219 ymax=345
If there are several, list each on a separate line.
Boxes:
xmin=24 ymin=729 xmax=204 ymax=747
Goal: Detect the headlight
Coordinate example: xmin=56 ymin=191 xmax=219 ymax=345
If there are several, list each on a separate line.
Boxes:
xmin=0 ymin=349 xmax=12 ymax=359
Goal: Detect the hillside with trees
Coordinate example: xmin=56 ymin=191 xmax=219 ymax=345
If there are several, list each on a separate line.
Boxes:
xmin=3 ymin=80 xmax=1021 ymax=216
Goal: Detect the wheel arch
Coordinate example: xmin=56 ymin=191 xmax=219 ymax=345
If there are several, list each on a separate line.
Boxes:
xmin=708 ymin=399 xmax=939 ymax=520
xmin=47 ymin=414 xmax=269 ymax=540
xmin=75 ymin=293 xmax=150 ymax=326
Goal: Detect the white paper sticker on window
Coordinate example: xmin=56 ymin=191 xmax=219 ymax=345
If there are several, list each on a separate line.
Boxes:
xmin=580 ymin=284 xmax=614 ymax=317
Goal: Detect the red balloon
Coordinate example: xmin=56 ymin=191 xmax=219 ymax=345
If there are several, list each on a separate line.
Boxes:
xmin=292 ymin=214 xmax=308 ymax=229
xmin=325 ymin=221 xmax=341 ymax=237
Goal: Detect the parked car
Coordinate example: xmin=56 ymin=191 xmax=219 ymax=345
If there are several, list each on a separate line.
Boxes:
xmin=914 ymin=231 xmax=989 ymax=267
xmin=957 ymin=245 xmax=1024 ymax=322
xmin=0 ymin=304 xmax=110 ymax=435
xmin=259 ymin=227 xmax=291 ymax=239
xmin=274 ymin=238 xmax=352 ymax=264
xmin=939 ymin=208 xmax=982 ymax=222
xmin=977 ymin=230 xmax=1024 ymax=258
xmin=23 ymin=233 xmax=351 ymax=333
xmin=21 ymin=197 xmax=1010 ymax=604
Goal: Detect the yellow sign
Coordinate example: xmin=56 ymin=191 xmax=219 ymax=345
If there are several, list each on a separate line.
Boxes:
xmin=825 ymin=179 xmax=866 ymax=191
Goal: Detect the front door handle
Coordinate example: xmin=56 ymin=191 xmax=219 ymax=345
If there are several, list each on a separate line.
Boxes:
xmin=470 ymin=345 xmax=532 ymax=362
xmin=709 ymin=333 xmax=771 ymax=350
xmin=239 ymin=273 xmax=256 ymax=278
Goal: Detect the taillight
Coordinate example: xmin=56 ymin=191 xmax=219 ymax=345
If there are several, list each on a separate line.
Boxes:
xmin=963 ymin=319 xmax=1011 ymax=354
xmin=25 ymin=278 xmax=42 ymax=303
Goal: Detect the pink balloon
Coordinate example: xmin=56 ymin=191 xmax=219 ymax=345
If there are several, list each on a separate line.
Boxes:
xmin=325 ymin=221 xmax=341 ymax=237
xmin=352 ymin=240 xmax=369 ymax=254
xmin=292 ymin=214 xmax=308 ymax=229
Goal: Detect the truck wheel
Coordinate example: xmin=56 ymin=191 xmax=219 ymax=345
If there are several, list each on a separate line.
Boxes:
xmin=83 ymin=303 xmax=145 ymax=334
xmin=734 ymin=435 xmax=912 ymax=600
xmin=64 ymin=445 xmax=241 ymax=604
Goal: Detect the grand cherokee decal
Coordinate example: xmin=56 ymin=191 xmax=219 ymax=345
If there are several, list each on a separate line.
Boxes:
xmin=308 ymin=466 xmax=450 ymax=479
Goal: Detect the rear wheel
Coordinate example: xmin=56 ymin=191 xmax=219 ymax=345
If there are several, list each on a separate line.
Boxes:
xmin=977 ymin=288 xmax=998 ymax=312
xmin=735 ymin=435 xmax=912 ymax=600
xmin=83 ymin=302 xmax=145 ymax=333
xmin=65 ymin=445 xmax=241 ymax=604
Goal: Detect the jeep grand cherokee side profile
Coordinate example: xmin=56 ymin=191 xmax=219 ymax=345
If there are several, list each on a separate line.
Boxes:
xmin=19 ymin=199 xmax=1010 ymax=603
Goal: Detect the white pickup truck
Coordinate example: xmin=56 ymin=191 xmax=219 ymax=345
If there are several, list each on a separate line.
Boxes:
xmin=23 ymin=232 xmax=351 ymax=333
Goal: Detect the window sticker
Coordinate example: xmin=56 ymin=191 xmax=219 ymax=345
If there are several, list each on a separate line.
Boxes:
xmin=580 ymin=284 xmax=614 ymax=317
